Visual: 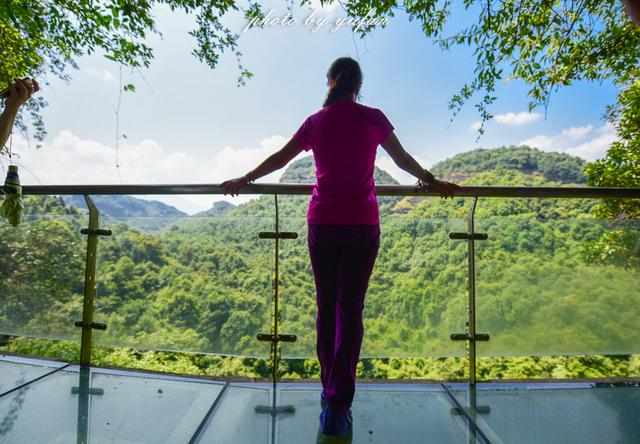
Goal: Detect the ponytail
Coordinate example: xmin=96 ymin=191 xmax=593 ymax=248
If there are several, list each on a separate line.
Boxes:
xmin=323 ymin=57 xmax=363 ymax=107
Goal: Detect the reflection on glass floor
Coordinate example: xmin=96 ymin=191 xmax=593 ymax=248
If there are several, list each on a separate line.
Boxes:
xmin=0 ymin=354 xmax=638 ymax=444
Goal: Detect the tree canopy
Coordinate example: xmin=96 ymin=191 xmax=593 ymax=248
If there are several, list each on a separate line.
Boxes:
xmin=2 ymin=1 xmax=639 ymax=137
xmin=0 ymin=0 xmax=259 ymax=140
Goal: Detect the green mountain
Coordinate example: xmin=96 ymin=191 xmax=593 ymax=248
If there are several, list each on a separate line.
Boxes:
xmin=279 ymin=154 xmax=398 ymax=184
xmin=430 ymin=145 xmax=588 ymax=184
xmin=192 ymin=201 xmax=236 ymax=218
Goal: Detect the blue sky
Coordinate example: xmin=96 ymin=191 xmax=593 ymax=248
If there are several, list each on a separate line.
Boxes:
xmin=5 ymin=1 xmax=618 ymax=213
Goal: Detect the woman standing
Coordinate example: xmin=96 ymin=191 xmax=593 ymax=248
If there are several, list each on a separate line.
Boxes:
xmin=221 ymin=56 xmax=461 ymax=436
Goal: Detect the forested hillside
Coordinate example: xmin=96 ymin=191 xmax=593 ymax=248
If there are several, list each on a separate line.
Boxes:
xmin=1 ymin=146 xmax=638 ymax=380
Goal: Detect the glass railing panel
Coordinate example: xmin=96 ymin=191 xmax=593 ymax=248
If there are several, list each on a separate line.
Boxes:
xmin=475 ymin=206 xmax=640 ymax=357
xmin=0 ymin=195 xmax=86 ymax=351
xmin=91 ymin=194 xmax=275 ymax=358
xmin=279 ymin=209 xmax=468 ymax=359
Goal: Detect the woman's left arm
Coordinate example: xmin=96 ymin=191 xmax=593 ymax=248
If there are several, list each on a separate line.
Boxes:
xmin=1 ymin=78 xmax=39 ymax=150
xmin=220 ymin=137 xmax=304 ymax=196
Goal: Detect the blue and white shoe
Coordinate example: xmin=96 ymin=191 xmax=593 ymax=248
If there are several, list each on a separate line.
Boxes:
xmin=320 ymin=392 xmax=352 ymax=426
xmin=319 ymin=405 xmax=352 ymax=436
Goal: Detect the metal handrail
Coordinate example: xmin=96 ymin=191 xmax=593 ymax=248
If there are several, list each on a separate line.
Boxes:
xmin=20 ymin=183 xmax=640 ymax=198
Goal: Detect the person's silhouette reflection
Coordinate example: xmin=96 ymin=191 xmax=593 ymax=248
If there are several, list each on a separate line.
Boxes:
xmin=316 ymin=425 xmax=353 ymax=443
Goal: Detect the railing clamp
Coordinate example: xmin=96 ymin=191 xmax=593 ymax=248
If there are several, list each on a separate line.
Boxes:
xmin=448 ymin=232 xmax=488 ymax=240
xmin=258 ymin=231 xmax=298 ymax=239
xmin=256 ymin=333 xmax=297 ymax=343
xmin=80 ymin=228 xmax=112 ymax=236
xmin=450 ymin=333 xmax=490 ymax=341
xmin=75 ymin=321 xmax=108 ymax=331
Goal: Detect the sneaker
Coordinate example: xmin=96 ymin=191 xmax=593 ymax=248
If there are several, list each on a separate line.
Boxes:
xmin=320 ymin=392 xmax=352 ymax=425
xmin=319 ymin=406 xmax=351 ymax=436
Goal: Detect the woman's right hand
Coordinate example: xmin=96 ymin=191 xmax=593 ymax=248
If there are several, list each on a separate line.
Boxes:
xmin=430 ymin=179 xmax=462 ymax=199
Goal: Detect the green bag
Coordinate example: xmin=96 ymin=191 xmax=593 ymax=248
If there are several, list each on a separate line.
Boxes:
xmin=1 ymin=165 xmax=23 ymax=226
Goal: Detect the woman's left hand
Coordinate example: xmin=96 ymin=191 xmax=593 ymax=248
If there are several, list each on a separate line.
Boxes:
xmin=220 ymin=176 xmax=249 ymax=197
xmin=5 ymin=78 xmax=40 ymax=112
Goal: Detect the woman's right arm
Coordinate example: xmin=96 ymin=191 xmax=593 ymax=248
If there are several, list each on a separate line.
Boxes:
xmin=380 ymin=131 xmax=462 ymax=199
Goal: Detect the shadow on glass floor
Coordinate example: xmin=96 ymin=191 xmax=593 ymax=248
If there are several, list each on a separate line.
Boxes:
xmin=1 ymin=354 xmax=638 ymax=444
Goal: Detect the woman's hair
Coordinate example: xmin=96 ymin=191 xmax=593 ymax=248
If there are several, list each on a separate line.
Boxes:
xmin=323 ymin=57 xmax=363 ymax=107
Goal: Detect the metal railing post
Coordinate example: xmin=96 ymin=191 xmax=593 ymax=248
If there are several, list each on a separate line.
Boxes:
xmin=468 ymin=197 xmax=479 ymax=384
xmin=255 ymin=195 xmax=297 ymax=437
xmin=450 ymin=197 xmax=490 ymax=385
xmin=75 ymin=195 xmax=110 ymax=366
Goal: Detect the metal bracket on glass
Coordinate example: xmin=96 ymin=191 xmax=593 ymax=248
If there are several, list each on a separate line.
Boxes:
xmin=257 ymin=333 xmax=297 ymax=343
xmin=450 ymin=333 xmax=490 ymax=341
xmin=74 ymin=321 xmax=107 ymax=331
xmin=80 ymin=228 xmax=112 ymax=237
xmin=258 ymin=231 xmax=298 ymax=239
xmin=448 ymin=232 xmax=488 ymax=240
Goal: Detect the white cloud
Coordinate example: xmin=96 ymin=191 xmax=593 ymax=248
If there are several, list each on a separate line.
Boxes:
xmin=82 ymin=67 xmax=116 ymax=84
xmin=561 ymin=125 xmax=593 ymax=139
xmin=469 ymin=111 xmax=541 ymax=131
xmin=518 ymin=134 xmax=554 ymax=150
xmin=494 ymin=112 xmax=542 ymax=125
xmin=565 ymin=124 xmax=617 ymax=161
xmin=519 ymin=123 xmax=617 ymax=161
xmin=3 ymin=130 xmax=307 ymax=214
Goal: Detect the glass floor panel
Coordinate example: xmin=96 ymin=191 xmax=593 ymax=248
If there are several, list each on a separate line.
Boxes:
xmin=1 ymin=355 xmax=638 ymax=443
xmin=449 ymin=382 xmax=640 ymax=444
xmin=0 ymin=354 xmax=68 ymax=395
xmin=195 ymin=384 xmax=271 ymax=443
xmin=0 ymin=361 xmax=224 ymax=444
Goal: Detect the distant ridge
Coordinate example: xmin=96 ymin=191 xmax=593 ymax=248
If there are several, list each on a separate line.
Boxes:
xmin=62 ymin=195 xmax=187 ymax=218
xmin=192 ymin=200 xmax=236 ymax=217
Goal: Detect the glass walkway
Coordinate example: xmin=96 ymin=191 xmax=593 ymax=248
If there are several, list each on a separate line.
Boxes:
xmin=1 ymin=354 xmax=638 ymax=443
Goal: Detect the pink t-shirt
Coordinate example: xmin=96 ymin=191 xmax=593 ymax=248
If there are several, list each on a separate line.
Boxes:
xmin=292 ymin=98 xmax=395 ymax=225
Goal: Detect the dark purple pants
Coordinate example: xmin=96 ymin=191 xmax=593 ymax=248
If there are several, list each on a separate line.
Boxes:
xmin=307 ymin=223 xmax=380 ymax=413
